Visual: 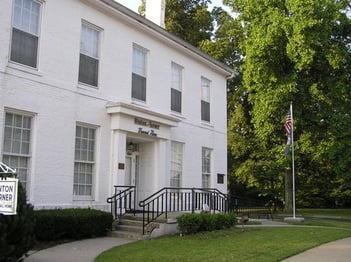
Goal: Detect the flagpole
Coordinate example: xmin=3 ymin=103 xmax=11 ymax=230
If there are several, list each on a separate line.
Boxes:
xmin=290 ymin=102 xmax=296 ymax=218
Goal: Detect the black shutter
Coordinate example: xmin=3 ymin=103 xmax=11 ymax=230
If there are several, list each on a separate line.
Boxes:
xmin=132 ymin=73 xmax=146 ymax=101
xmin=171 ymin=88 xmax=182 ymax=113
xmin=201 ymin=100 xmax=210 ymax=122
xmin=79 ymin=54 xmax=99 ymax=87
xmin=11 ymin=28 xmax=38 ymax=68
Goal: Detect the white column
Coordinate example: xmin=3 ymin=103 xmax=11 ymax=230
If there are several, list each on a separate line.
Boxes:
xmin=111 ymin=130 xmax=127 ymax=188
xmin=154 ymin=139 xmax=168 ymax=189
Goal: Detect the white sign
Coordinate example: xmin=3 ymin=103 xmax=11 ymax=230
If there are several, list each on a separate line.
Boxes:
xmin=0 ymin=178 xmax=18 ymax=215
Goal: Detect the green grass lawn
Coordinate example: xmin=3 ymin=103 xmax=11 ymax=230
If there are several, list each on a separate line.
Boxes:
xmin=95 ymin=226 xmax=351 ymax=262
xmin=278 ymin=208 xmax=351 ymax=229
xmin=296 ymin=208 xmax=351 ymax=219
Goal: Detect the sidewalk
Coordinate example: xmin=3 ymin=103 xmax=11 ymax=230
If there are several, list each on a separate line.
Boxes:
xmin=24 ymin=237 xmax=136 ymax=262
xmin=282 ymin=237 xmax=351 ymax=262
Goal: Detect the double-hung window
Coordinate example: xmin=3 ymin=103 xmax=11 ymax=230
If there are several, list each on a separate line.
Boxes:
xmin=132 ymin=45 xmax=147 ymax=101
xmin=170 ymin=142 xmax=183 ymax=188
xmin=201 ymin=77 xmax=211 ymax=122
xmin=171 ymin=62 xmax=182 ymax=113
xmin=74 ymin=125 xmax=96 ymax=197
xmin=79 ymin=23 xmax=100 ymax=87
xmin=2 ymin=112 xmax=32 ymax=188
xmin=11 ymin=0 xmax=41 ymax=68
xmin=202 ymin=147 xmax=212 ymax=188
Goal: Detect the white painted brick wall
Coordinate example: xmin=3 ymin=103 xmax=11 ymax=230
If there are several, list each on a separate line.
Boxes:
xmin=0 ymin=0 xmax=229 ymax=210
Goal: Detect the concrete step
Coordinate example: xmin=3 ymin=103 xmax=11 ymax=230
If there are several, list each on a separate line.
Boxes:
xmin=109 ymin=230 xmax=146 ymax=240
xmin=115 ymin=224 xmax=143 ymax=234
xmin=110 ymin=212 xmax=182 ymax=240
xmin=122 ymin=213 xmax=169 ymax=223
xmin=116 ymin=218 xmax=144 ymax=227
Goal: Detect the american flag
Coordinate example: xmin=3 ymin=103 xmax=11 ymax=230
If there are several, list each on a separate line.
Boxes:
xmin=285 ymin=108 xmax=292 ymax=155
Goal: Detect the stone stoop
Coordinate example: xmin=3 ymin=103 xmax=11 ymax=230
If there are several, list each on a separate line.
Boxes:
xmin=108 ymin=213 xmax=179 ymax=240
xmin=108 ymin=214 xmax=158 ymax=240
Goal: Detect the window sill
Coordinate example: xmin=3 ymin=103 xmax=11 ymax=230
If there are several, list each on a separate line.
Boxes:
xmin=73 ymin=195 xmax=94 ymax=201
xmin=201 ymin=121 xmax=214 ymax=128
xmin=170 ymin=111 xmax=185 ymax=120
xmin=131 ymin=99 xmax=148 ymax=107
xmin=77 ymin=82 xmax=99 ymax=90
xmin=6 ymin=61 xmax=42 ymax=77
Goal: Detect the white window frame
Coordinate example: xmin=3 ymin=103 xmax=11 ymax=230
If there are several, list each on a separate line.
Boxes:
xmin=132 ymin=44 xmax=148 ymax=102
xmin=170 ymin=141 xmax=183 ymax=188
xmin=78 ymin=21 xmax=101 ymax=87
xmin=201 ymin=77 xmax=211 ymax=122
xmin=2 ymin=110 xmax=34 ymax=190
xmin=171 ymin=62 xmax=183 ymax=113
xmin=202 ymin=147 xmax=212 ymax=188
xmin=10 ymin=0 xmax=42 ymax=68
xmin=73 ymin=124 xmax=97 ymax=199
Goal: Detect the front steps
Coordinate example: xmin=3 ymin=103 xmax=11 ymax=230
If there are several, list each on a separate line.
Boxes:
xmin=109 ymin=213 xmax=179 ymax=240
xmin=109 ymin=214 xmax=147 ymax=240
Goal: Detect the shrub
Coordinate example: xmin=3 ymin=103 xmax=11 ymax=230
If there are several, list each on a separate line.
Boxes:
xmin=177 ymin=212 xmax=236 ymax=235
xmin=34 ymin=208 xmax=113 ymax=241
xmin=0 ymin=180 xmax=35 ymax=262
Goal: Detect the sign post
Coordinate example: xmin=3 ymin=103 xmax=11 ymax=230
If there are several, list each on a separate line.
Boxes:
xmin=0 ymin=162 xmax=18 ymax=215
xmin=0 ymin=178 xmax=19 ymax=215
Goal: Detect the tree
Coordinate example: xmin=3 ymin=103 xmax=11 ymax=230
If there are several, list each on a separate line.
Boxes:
xmin=225 ymin=0 xmax=351 ymax=208
xmin=165 ymin=0 xmax=214 ymax=46
xmin=138 ymin=0 xmax=146 ymax=16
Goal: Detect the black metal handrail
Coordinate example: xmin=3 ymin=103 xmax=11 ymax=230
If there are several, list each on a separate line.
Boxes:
xmin=107 ymin=185 xmax=136 ymax=219
xmin=229 ymin=196 xmax=273 ymax=218
xmin=139 ymin=187 xmax=228 ymax=234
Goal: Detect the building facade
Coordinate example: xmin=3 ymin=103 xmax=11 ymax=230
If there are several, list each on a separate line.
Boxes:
xmin=0 ymin=0 xmax=233 ymax=211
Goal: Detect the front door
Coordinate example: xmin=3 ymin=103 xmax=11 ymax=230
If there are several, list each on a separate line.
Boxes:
xmin=125 ymin=153 xmax=139 ymax=205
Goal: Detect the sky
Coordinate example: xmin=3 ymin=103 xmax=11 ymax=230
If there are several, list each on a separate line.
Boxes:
xmin=116 ymin=0 xmax=228 ymax=13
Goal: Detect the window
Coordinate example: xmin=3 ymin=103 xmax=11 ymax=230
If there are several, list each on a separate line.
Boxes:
xmin=171 ymin=63 xmax=182 ymax=113
xmin=11 ymin=0 xmax=41 ymax=68
xmin=202 ymin=147 xmax=211 ymax=188
xmin=201 ymin=77 xmax=211 ymax=122
xmin=170 ymin=142 xmax=183 ymax=188
xmin=74 ymin=125 xmax=96 ymax=196
xmin=132 ymin=46 xmax=147 ymax=101
xmin=79 ymin=23 xmax=100 ymax=87
xmin=2 ymin=112 xmax=32 ymax=188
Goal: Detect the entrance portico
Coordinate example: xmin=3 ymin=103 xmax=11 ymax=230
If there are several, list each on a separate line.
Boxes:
xmin=106 ymin=102 xmax=180 ymax=204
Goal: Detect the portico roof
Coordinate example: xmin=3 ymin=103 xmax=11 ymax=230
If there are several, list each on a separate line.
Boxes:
xmin=106 ymin=102 xmax=181 ymax=127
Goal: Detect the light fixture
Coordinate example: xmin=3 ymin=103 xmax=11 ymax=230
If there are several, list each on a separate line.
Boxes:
xmin=127 ymin=142 xmax=137 ymax=155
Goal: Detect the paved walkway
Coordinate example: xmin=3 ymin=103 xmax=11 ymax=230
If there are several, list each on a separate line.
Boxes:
xmin=282 ymin=237 xmax=351 ymax=262
xmin=23 ymin=220 xmax=351 ymax=262
xmin=24 ymin=237 xmax=136 ymax=262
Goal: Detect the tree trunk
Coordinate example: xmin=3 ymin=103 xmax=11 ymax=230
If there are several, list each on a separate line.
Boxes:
xmin=284 ymin=167 xmax=293 ymax=213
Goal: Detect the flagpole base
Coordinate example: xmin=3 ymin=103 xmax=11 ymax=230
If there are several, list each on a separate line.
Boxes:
xmin=284 ymin=217 xmax=305 ymax=223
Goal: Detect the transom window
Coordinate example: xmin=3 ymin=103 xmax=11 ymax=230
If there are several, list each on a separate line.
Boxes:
xmin=171 ymin=62 xmax=182 ymax=113
xmin=132 ymin=45 xmax=147 ymax=101
xmin=79 ymin=23 xmax=100 ymax=87
xmin=2 ymin=112 xmax=32 ymax=188
xmin=170 ymin=141 xmax=183 ymax=188
xmin=202 ymin=147 xmax=212 ymax=188
xmin=11 ymin=0 xmax=41 ymax=68
xmin=74 ymin=125 xmax=96 ymax=196
xmin=201 ymin=77 xmax=211 ymax=122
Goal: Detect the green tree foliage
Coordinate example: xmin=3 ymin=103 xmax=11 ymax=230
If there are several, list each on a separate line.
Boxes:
xmin=225 ymin=0 xmax=351 ymax=207
xmin=165 ymin=0 xmax=214 ymax=46
xmin=164 ymin=0 xmax=351 ymax=207
xmin=138 ymin=0 xmax=146 ymax=16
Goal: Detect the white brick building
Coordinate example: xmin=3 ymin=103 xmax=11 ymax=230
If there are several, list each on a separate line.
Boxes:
xmin=0 ymin=0 xmax=234 ymax=211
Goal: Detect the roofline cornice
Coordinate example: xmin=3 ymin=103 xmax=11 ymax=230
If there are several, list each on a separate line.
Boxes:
xmin=84 ymin=0 xmax=235 ymax=77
